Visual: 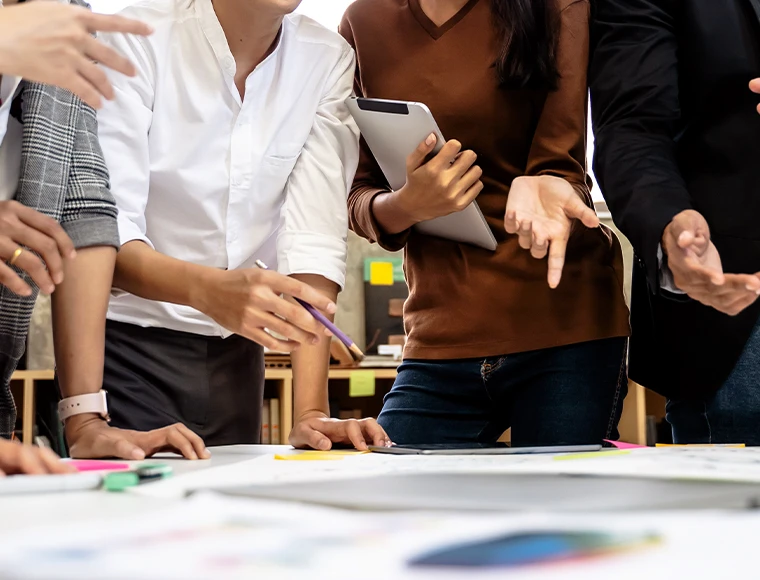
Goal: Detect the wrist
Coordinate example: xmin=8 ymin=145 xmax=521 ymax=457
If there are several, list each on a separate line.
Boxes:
xmin=64 ymin=414 xmax=107 ymax=441
xmin=189 ymin=267 xmax=224 ymax=314
xmin=389 ymin=187 xmax=422 ymax=224
xmin=295 ymin=409 xmax=329 ymax=423
xmin=661 ymin=220 xmax=676 ymax=256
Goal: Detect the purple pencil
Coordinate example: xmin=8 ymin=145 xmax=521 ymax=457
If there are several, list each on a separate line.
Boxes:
xmin=255 ymin=260 xmax=365 ymax=361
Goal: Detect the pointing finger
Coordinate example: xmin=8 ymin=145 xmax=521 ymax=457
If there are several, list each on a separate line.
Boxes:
xmin=547 ymin=237 xmax=568 ymax=289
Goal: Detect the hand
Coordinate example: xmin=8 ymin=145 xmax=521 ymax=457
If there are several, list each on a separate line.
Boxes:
xmin=0 ymin=2 xmax=153 ymax=109
xmin=0 ymin=438 xmax=75 ymax=476
xmin=0 ymin=200 xmax=76 ymax=296
xmin=193 ymin=268 xmax=335 ymax=353
xmin=662 ymin=210 xmax=760 ymax=315
xmin=504 ymin=176 xmax=600 ymax=288
xmin=750 ymin=78 xmax=760 ymax=114
xmin=66 ymin=416 xmax=210 ymax=460
xmin=289 ymin=412 xmax=391 ymax=451
xmin=392 ymin=134 xmax=483 ymax=224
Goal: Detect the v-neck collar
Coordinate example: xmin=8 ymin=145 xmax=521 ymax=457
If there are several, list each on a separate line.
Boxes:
xmin=409 ymin=0 xmax=480 ymax=40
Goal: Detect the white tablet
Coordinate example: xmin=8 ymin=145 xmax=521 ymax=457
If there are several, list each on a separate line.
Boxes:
xmin=346 ymin=97 xmax=497 ymax=251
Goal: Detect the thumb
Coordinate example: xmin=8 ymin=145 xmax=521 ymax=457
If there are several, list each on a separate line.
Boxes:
xmin=678 ymin=230 xmax=710 ymax=257
xmin=406 ymin=133 xmax=437 ymax=172
xmin=289 ymin=421 xmax=332 ymax=451
xmin=307 ymin=428 xmax=332 ymax=451
xmin=672 ymin=211 xmax=710 ymax=246
xmin=564 ymin=195 xmax=600 ymax=229
xmin=106 ymin=436 xmax=145 ymax=461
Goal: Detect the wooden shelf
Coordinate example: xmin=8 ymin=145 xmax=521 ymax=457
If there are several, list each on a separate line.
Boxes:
xmin=13 ymin=367 xmax=398 ymax=445
xmin=13 ymin=369 xmax=650 ymax=447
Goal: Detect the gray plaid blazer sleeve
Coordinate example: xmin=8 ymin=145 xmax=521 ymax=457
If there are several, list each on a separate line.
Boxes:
xmin=61 ymin=92 xmax=120 ymax=250
xmin=0 ymin=0 xmax=121 ymax=436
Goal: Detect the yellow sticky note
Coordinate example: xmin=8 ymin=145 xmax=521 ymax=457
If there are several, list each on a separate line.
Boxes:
xmin=554 ymin=450 xmax=630 ymax=461
xmin=350 ymin=371 xmax=376 ymax=397
xmin=655 ymin=444 xmax=745 ymax=448
xmin=369 ymin=261 xmax=394 ymax=286
xmin=274 ymin=453 xmax=344 ymax=461
xmin=273 ymin=450 xmax=370 ymax=461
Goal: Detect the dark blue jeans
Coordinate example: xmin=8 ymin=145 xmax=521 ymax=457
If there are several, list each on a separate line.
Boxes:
xmin=667 ymin=320 xmax=760 ymax=445
xmin=378 ymin=337 xmax=628 ymax=446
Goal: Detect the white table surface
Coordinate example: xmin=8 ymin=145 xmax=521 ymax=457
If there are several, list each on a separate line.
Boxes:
xmin=2 ymin=445 xmax=292 ymax=532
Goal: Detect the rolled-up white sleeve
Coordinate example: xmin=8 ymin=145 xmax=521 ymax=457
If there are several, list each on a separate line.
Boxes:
xmin=97 ymin=28 xmax=155 ymax=249
xmin=276 ymin=46 xmax=359 ymax=289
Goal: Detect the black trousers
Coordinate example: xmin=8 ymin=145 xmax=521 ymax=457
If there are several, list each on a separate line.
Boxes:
xmin=102 ymin=320 xmax=264 ymax=446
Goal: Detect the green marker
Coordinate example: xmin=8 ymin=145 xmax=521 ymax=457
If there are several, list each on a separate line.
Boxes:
xmin=103 ymin=471 xmax=140 ymax=492
xmin=102 ymin=463 xmax=173 ymax=492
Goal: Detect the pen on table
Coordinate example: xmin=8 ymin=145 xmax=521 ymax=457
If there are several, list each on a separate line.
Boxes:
xmin=0 ymin=473 xmax=103 ymax=496
xmin=255 ymin=260 xmax=365 ymax=361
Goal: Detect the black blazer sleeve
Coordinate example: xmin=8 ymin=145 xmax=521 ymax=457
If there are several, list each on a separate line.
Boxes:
xmin=589 ymin=0 xmax=693 ymax=291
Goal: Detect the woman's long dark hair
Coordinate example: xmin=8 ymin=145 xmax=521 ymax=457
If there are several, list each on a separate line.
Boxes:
xmin=491 ymin=0 xmax=560 ymax=91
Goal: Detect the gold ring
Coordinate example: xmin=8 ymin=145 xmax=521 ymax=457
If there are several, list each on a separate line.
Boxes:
xmin=9 ymin=247 xmax=23 ymax=266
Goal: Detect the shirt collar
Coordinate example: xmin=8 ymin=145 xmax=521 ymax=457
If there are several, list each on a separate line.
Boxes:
xmin=195 ymin=0 xmax=285 ymax=80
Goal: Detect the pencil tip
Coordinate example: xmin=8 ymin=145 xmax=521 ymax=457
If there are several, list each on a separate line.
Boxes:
xmin=349 ymin=343 xmax=366 ymax=362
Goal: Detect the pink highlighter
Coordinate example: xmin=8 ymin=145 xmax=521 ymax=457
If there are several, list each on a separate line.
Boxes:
xmin=68 ymin=460 xmax=131 ymax=472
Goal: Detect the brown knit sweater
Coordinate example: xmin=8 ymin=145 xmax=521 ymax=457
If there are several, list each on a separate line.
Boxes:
xmin=340 ymin=0 xmax=630 ymax=360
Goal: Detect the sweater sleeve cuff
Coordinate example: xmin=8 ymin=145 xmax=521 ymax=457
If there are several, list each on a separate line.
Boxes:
xmin=62 ymin=216 xmax=120 ymax=250
xmin=358 ymin=189 xmax=411 ymax=252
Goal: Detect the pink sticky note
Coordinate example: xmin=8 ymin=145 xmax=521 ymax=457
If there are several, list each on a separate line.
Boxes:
xmin=604 ymin=439 xmax=647 ymax=450
xmin=69 ymin=460 xmax=131 ymax=472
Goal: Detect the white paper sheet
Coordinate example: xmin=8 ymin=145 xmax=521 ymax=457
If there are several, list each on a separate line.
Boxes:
xmin=0 ymin=492 xmax=754 ymax=580
xmin=133 ymin=448 xmax=760 ymax=501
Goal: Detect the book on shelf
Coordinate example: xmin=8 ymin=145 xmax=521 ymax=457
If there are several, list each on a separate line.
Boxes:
xmin=261 ymin=400 xmax=270 ymax=445
xmin=270 ymin=398 xmax=280 ymax=445
xmin=260 ymin=398 xmax=281 ymax=444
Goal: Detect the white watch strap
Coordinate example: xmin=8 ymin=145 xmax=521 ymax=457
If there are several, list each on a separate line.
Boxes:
xmin=58 ymin=390 xmax=109 ymax=422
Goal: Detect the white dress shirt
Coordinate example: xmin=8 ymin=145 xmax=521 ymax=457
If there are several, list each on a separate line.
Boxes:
xmin=98 ymin=0 xmax=359 ymax=337
xmin=0 ymin=74 xmax=23 ymax=202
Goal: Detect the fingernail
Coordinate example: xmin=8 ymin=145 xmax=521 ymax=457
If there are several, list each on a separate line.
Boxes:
xmin=324 ymin=328 xmax=333 ymax=337
xmin=203 ymin=448 xmax=212 ymax=457
xmin=131 ymin=449 xmax=145 ymax=460
xmin=311 ymin=337 xmax=319 ymax=345
xmin=426 ymin=133 xmax=436 ymax=145
xmin=45 ymin=286 xmax=55 ymax=294
xmin=319 ymin=439 xmax=330 ymax=451
xmin=326 ymin=303 xmax=337 ymax=314
xmin=53 ymin=274 xmax=63 ymax=284
xmin=69 ymin=250 xmax=77 ymax=259
xmin=385 ymin=439 xmax=393 ymax=448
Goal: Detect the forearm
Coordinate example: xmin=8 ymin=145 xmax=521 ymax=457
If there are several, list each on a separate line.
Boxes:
xmin=290 ymin=274 xmax=339 ymax=420
xmin=113 ymin=240 xmax=215 ymax=310
xmin=52 ymin=246 xmax=117 ymax=398
xmin=370 ymin=188 xmax=419 ymax=236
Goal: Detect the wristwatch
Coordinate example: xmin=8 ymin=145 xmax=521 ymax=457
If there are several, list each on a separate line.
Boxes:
xmin=57 ymin=390 xmax=110 ymax=423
